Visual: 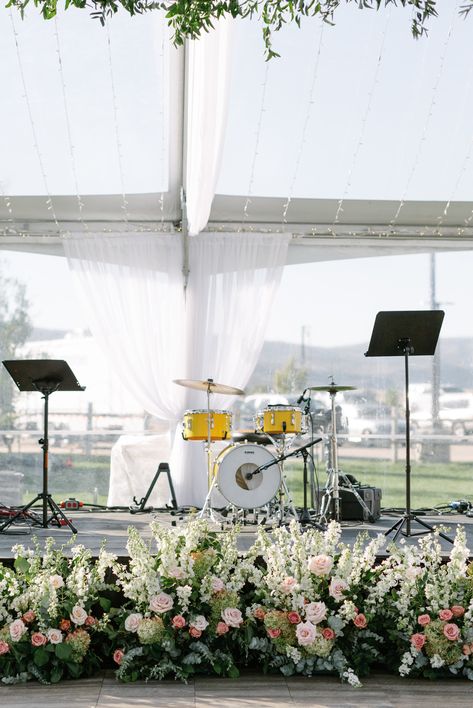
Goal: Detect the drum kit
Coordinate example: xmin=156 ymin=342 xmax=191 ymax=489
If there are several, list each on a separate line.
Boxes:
xmin=173 ymin=376 xmax=373 ymax=526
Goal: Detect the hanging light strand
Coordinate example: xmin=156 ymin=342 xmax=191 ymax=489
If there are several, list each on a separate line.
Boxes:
xmin=54 ymin=18 xmax=88 ymax=234
xmin=241 ymin=62 xmax=270 ymax=230
xmin=106 ymin=24 xmax=131 ymax=227
xmin=282 ymin=24 xmax=325 ymax=227
xmin=332 ymin=9 xmax=392 ymax=231
xmin=10 ymin=10 xmax=60 ymax=233
xmin=157 ymin=20 xmax=166 ymax=231
xmin=390 ymin=4 xmax=458 ymax=228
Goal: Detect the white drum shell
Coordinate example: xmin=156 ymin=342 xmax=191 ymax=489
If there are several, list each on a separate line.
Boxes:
xmin=215 ymin=443 xmax=281 ymax=509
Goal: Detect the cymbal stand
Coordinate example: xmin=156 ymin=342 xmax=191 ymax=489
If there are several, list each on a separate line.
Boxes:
xmin=197 ymin=379 xmax=222 ymax=523
xmin=263 ymin=428 xmax=299 ymax=525
xmin=319 ymin=386 xmax=373 ymax=523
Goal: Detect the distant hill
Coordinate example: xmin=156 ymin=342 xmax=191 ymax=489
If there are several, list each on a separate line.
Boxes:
xmin=248 ymin=338 xmax=473 ymax=395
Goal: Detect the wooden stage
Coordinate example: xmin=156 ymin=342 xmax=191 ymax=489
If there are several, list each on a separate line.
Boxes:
xmin=0 ymin=508 xmax=472 ymax=562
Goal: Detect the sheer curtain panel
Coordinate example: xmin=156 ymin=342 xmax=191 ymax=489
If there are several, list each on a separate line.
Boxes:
xmin=65 ymin=232 xmax=290 ymax=506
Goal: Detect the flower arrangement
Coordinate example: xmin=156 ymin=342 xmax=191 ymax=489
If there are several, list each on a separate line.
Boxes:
xmin=0 ymin=537 xmax=116 ymax=684
xmin=366 ymin=527 xmax=473 ymax=680
xmin=110 ymin=519 xmax=256 ymax=681
xmin=244 ymin=520 xmax=386 ymax=686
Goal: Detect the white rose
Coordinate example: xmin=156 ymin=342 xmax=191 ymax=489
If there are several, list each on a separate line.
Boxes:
xmin=295 ymin=621 xmax=317 ymax=647
xmin=9 ymin=619 xmax=27 ymax=642
xmin=149 ymin=592 xmax=174 ymax=614
xmin=211 ymin=577 xmax=225 ymax=593
xmin=70 ymin=605 xmax=88 ymax=626
xmin=190 ymin=615 xmax=209 ymax=631
xmin=167 ymin=566 xmax=186 ymax=580
xmin=305 ymin=601 xmax=327 ymax=624
xmin=124 ymin=613 xmax=143 ymax=633
xmin=49 ymin=574 xmax=64 ymax=590
xmin=280 ymin=576 xmax=298 ymax=594
xmin=307 ymin=555 xmax=333 ymax=576
xmin=221 ymin=607 xmax=243 ymax=628
xmin=47 ymin=628 xmax=63 ymax=644
xmin=329 ymin=577 xmax=348 ymax=601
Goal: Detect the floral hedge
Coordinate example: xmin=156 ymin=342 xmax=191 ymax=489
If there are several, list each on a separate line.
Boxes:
xmin=1 ymin=520 xmax=473 ymax=686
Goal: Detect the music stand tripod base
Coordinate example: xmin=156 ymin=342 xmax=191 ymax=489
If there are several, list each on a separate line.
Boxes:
xmin=0 ymin=359 xmax=85 ymax=535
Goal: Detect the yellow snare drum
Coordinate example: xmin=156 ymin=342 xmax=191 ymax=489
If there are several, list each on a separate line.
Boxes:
xmin=182 ymin=409 xmax=232 ymax=441
xmin=256 ymin=405 xmax=303 ymax=435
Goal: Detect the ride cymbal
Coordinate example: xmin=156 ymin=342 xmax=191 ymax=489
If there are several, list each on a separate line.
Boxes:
xmin=308 ymin=384 xmax=357 ymax=393
xmin=173 ymin=378 xmax=245 ymax=396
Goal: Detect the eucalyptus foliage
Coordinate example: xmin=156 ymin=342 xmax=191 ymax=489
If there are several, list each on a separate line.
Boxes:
xmin=5 ymin=0 xmax=473 ymax=59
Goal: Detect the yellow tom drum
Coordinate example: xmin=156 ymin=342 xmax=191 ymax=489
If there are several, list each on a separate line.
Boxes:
xmin=256 ymin=405 xmax=304 ymax=435
xmin=182 ymin=409 xmax=232 ymax=441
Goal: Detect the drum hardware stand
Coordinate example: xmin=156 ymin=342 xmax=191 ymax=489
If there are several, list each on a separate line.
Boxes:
xmin=313 ymin=379 xmax=374 ymax=525
xmin=297 ymin=387 xmax=321 ymax=517
xmin=0 ymin=360 xmax=85 ymax=535
xmin=130 ymin=462 xmax=178 ymax=514
xmin=365 ymin=311 xmax=453 ymax=543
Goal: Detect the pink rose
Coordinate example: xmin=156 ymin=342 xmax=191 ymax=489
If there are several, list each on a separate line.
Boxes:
xmin=443 ymin=623 xmax=460 ymax=641
xmin=221 ymin=608 xmax=243 ymax=628
xmin=296 ymin=621 xmax=317 ymax=647
xmin=47 ymin=628 xmax=63 ymax=645
xmin=0 ymin=640 xmax=10 ymax=655
xmin=462 ymin=644 xmax=472 ymax=656
xmin=216 ymin=622 xmax=229 ymax=636
xmin=417 ymin=614 xmax=431 ymax=627
xmin=84 ymin=616 xmax=96 ymax=627
xmin=439 ymin=609 xmax=453 ymax=622
xmin=305 ymin=601 xmax=327 ymax=625
xmin=59 ymin=619 xmax=71 ymax=631
xmin=451 ymin=606 xmax=465 ymax=618
xmin=353 ymin=613 xmax=367 ymax=629
xmin=211 ymin=577 xmax=225 ymax=593
xmin=287 ymin=611 xmax=301 ymax=625
xmin=410 ymin=633 xmax=426 ymax=651
xmin=113 ymin=649 xmax=124 ymax=665
xmin=124 ymin=613 xmax=142 ymax=633
xmin=190 ymin=615 xmax=208 ymax=632
xmin=70 ymin=605 xmax=88 ymax=626
xmin=31 ymin=632 xmax=47 ymax=647
xmin=307 ymin=554 xmax=333 ymax=576
xmin=280 ymin=576 xmax=297 ymax=594
xmin=253 ymin=607 xmax=266 ymax=620
xmin=172 ymin=615 xmax=186 ymax=629
xmin=328 ymin=578 xmax=348 ymax=601
xmin=267 ymin=627 xmax=281 ymax=639
xmin=189 ymin=627 xmax=202 ymax=638
xmin=22 ymin=610 xmax=35 ymax=624
xmin=9 ymin=619 xmax=27 ymax=642
xmin=322 ymin=627 xmax=335 ymax=640
xmin=149 ymin=592 xmax=174 ymax=614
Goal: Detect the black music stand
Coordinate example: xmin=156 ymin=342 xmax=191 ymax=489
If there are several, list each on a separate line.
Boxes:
xmin=0 ymin=360 xmax=85 ymax=534
xmin=365 ymin=311 xmax=452 ymax=543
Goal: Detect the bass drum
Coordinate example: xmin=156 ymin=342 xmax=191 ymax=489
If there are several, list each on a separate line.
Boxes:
xmin=214 ymin=443 xmax=281 ymax=509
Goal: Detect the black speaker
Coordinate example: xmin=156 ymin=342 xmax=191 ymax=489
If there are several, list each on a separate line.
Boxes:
xmin=318 ymin=485 xmax=382 ymax=522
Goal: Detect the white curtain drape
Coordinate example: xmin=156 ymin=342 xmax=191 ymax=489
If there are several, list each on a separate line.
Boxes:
xmin=65 ymin=231 xmax=290 ymax=506
xmin=185 ymin=18 xmax=234 ymax=236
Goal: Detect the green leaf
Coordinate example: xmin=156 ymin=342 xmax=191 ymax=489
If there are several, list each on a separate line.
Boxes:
xmin=99 ymin=596 xmax=112 ymax=612
xmin=55 ymin=642 xmax=73 ymax=660
xmin=14 ymin=556 xmax=30 ymax=574
xmin=33 ymin=648 xmax=50 ymax=667
xmin=228 ymin=664 xmax=240 ymax=679
xmin=50 ymin=665 xmax=63 ymax=683
xmin=66 ymin=661 xmax=81 ymax=678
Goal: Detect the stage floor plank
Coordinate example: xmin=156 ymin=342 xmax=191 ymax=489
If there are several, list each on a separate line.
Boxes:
xmin=0 ymin=673 xmax=472 ymax=707
xmin=0 ymin=510 xmax=472 ymax=561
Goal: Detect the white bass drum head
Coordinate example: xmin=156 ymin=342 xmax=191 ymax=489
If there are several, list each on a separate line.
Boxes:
xmin=215 ymin=443 xmax=281 ymax=509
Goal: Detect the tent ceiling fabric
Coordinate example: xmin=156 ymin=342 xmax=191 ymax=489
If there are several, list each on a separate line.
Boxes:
xmin=1 ymin=6 xmax=473 ymax=261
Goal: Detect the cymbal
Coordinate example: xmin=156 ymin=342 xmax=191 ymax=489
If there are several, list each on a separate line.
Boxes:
xmin=308 ymin=384 xmax=357 ymax=393
xmin=173 ymin=378 xmax=245 ymax=396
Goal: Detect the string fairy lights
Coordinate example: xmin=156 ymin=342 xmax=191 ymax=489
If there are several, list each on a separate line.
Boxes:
xmin=281 ymin=24 xmax=325 ymax=229
xmin=332 ymin=8 xmax=392 ymax=233
xmin=10 ymin=10 xmax=61 ymax=234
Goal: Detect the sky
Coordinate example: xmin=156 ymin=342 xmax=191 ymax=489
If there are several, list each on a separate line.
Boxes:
xmin=3 ymin=247 xmax=473 ymax=348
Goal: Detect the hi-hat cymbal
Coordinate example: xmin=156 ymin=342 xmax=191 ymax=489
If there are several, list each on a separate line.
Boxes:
xmin=308 ymin=384 xmax=357 ymax=393
xmin=173 ymin=378 xmax=245 ymax=396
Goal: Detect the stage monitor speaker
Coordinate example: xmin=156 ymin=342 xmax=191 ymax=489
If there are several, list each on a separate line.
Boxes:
xmin=318 ymin=485 xmax=382 ymax=522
